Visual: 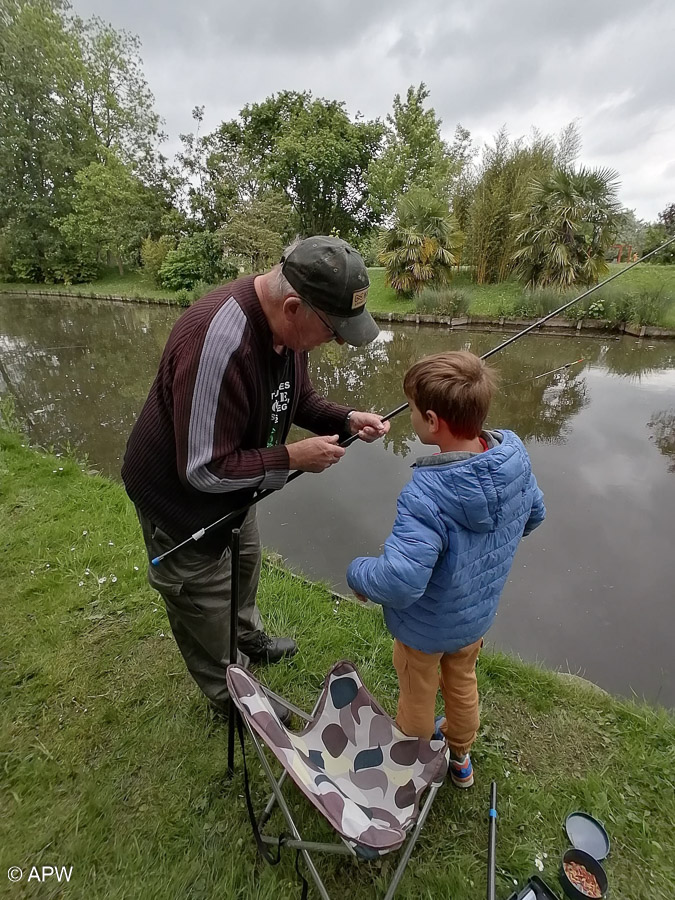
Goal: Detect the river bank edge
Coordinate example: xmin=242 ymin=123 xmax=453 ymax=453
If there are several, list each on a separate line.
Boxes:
xmin=3 ymin=285 xmax=675 ymax=340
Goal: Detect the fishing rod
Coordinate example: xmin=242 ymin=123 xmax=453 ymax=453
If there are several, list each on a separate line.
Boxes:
xmin=152 ymin=234 xmax=675 ymax=566
xmin=505 ymin=357 xmax=585 ymax=387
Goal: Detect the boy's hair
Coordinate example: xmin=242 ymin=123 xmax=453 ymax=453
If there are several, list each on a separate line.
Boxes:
xmin=403 ymin=351 xmax=498 ymax=439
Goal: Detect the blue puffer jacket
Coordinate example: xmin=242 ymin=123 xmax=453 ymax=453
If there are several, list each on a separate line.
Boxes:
xmin=347 ymin=430 xmax=545 ymax=653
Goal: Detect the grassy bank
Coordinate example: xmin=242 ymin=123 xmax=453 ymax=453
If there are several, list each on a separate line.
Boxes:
xmin=1 ymin=421 xmax=674 ymax=899
xmin=368 ymin=265 xmax=675 ymax=329
xmin=3 ymin=264 xmax=675 ymax=328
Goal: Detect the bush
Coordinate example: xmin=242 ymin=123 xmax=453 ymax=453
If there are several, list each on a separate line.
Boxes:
xmin=414 ymin=286 xmax=471 ymax=317
xmin=630 ymin=288 xmax=670 ymax=326
xmin=141 ymin=235 xmax=174 ymax=285
xmin=515 ymin=287 xmax=575 ymax=319
xmin=159 ymin=232 xmax=238 ymax=291
xmin=175 ymin=289 xmax=191 ymax=307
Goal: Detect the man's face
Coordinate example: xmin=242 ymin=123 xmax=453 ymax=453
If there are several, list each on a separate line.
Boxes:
xmin=283 ymin=298 xmax=345 ymax=351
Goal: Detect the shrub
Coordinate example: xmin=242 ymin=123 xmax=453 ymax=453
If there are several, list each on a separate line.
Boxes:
xmin=175 ymin=288 xmax=191 ymax=307
xmin=159 ymin=232 xmax=238 ymax=291
xmin=141 ymin=235 xmax=174 ymax=285
xmin=630 ymin=288 xmax=670 ymax=326
xmin=414 ymin=286 xmax=471 ymax=317
xmin=515 ymin=287 xmax=575 ymax=319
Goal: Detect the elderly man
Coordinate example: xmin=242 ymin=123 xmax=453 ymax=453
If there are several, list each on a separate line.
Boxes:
xmin=122 ymin=236 xmax=388 ymax=720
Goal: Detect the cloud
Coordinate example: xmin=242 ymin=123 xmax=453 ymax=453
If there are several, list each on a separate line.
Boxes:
xmin=74 ymin=0 xmax=675 ymax=219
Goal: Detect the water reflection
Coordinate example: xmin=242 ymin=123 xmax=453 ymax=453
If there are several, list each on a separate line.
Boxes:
xmin=648 ymin=408 xmax=675 ymax=473
xmin=2 ymin=293 xmax=675 ymax=705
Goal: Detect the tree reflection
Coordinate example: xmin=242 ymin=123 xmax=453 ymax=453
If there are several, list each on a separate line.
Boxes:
xmin=1 ymin=295 xmax=675 ymax=469
xmin=309 ymin=327 xmax=594 ymax=454
xmin=647 ymin=409 xmax=675 ymax=473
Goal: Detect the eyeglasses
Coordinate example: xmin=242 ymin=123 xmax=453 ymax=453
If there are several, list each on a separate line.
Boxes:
xmin=302 ymin=299 xmax=342 ymax=342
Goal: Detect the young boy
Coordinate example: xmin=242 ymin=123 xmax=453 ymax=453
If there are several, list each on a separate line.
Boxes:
xmin=346 ymin=351 xmax=545 ymax=787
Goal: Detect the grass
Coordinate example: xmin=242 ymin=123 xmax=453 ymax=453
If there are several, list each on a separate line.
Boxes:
xmin=1 ymin=419 xmax=674 ymax=899
xmin=3 ymin=263 xmax=675 ymax=327
xmin=365 ymin=266 xmax=675 ymax=328
xmin=0 ymin=269 xmax=179 ymax=303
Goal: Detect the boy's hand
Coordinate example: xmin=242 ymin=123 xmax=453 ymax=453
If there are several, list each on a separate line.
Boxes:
xmin=353 ymin=591 xmax=369 ymax=604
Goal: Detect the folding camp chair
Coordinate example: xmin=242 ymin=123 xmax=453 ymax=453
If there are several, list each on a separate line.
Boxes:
xmin=227 ymin=660 xmax=449 ymax=900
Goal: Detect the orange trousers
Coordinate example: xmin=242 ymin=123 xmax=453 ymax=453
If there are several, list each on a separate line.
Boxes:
xmin=393 ymin=637 xmax=483 ymax=756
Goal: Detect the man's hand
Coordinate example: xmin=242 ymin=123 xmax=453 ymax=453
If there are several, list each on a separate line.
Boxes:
xmin=287 ymin=435 xmax=346 ymax=473
xmin=353 ymin=591 xmax=369 ymax=604
xmin=347 ymin=411 xmax=390 ymax=443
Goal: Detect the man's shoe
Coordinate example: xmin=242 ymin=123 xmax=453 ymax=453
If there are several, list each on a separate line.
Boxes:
xmin=210 ymin=696 xmax=292 ymax=727
xmin=239 ymin=632 xmax=298 ymax=665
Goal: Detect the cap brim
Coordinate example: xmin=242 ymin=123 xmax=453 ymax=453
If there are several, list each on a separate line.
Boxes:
xmin=325 ymin=308 xmax=379 ymax=347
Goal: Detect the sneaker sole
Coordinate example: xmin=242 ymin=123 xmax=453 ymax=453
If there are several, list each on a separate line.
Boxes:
xmin=451 ymin=773 xmax=474 ymax=788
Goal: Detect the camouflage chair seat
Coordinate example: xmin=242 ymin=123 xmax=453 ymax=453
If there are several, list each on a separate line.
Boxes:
xmin=227 ymin=660 xmax=449 ymax=900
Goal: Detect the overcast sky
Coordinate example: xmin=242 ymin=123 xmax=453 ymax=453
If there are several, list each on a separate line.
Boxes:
xmin=75 ymin=0 xmax=674 ymax=221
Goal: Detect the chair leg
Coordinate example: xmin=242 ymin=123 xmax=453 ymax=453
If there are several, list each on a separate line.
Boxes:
xmin=248 ymin=727 xmax=333 ymax=900
xmin=383 ymin=782 xmax=442 ymax=900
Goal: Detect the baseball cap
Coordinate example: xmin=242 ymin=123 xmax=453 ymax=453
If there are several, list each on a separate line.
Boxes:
xmin=281 ymin=236 xmax=379 ymax=346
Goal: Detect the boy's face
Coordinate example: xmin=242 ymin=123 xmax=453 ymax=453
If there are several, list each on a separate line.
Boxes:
xmin=408 ymin=397 xmax=437 ymax=445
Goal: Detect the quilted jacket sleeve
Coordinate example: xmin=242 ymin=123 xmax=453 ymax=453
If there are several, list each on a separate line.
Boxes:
xmin=346 ymin=483 xmax=446 ymax=609
xmin=523 ymin=472 xmax=546 ymax=536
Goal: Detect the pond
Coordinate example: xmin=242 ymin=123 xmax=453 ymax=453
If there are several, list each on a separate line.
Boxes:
xmin=1 ymin=293 xmax=674 ymax=706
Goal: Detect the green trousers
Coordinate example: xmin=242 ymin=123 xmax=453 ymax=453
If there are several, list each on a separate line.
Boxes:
xmin=137 ymin=507 xmax=263 ymax=707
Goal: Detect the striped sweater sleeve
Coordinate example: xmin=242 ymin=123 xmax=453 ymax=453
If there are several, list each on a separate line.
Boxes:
xmin=173 ymin=297 xmax=290 ymax=494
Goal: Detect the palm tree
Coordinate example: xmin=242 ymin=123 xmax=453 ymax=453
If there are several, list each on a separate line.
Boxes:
xmin=512 ymin=166 xmax=622 ymax=289
xmin=378 ymin=188 xmax=463 ymax=295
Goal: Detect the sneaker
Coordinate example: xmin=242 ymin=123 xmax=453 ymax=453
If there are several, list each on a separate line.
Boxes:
xmin=239 ymin=632 xmax=298 ymax=665
xmin=432 ymin=716 xmax=474 ymax=788
xmin=449 ymin=751 xmax=474 ymax=789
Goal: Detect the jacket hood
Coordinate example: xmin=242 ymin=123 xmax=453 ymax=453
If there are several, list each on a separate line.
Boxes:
xmin=411 ymin=430 xmax=530 ymax=534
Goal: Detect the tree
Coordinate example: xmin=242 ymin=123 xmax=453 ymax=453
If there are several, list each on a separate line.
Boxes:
xmin=658 ymin=202 xmax=675 ymax=233
xmin=641 ymin=223 xmax=675 ymax=264
xmin=0 ymin=0 xmax=94 ymax=278
xmin=512 ymin=166 xmax=623 ymax=289
xmin=464 ymin=128 xmax=560 ymax=284
xmin=75 ymin=16 xmax=163 ymax=166
xmin=56 ymin=153 xmax=163 ymax=276
xmin=378 ymin=188 xmax=463 ymax=296
xmin=0 ymin=0 xmax=165 ymax=279
xmin=230 ymin=91 xmax=383 ymax=237
xmin=367 ymin=84 xmax=470 ymax=222
xmin=221 ymin=191 xmax=294 ymax=272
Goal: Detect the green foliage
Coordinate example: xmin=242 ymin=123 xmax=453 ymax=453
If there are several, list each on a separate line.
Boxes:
xmin=414 ymin=285 xmax=471 ymax=317
xmin=511 ymin=286 xmax=577 ymax=319
xmin=513 ymin=166 xmax=623 ymax=289
xmin=465 ymin=128 xmax=560 ymax=284
xmin=379 ymin=188 xmax=463 ymax=295
xmin=55 ymin=152 xmax=162 ymax=276
xmin=158 ymin=231 xmax=237 ymax=291
xmin=642 ymin=223 xmax=675 ymax=264
xmin=221 ymin=191 xmax=293 ymax=272
xmin=233 ymin=91 xmax=384 ymax=236
xmin=367 ymin=83 xmax=471 ymax=221
xmin=0 ymin=0 xmax=165 ymax=280
xmin=141 ymin=235 xmax=174 ymax=285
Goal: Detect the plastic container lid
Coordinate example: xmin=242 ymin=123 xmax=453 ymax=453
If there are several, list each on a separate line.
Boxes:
xmin=565 ymin=812 xmax=610 ymax=861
